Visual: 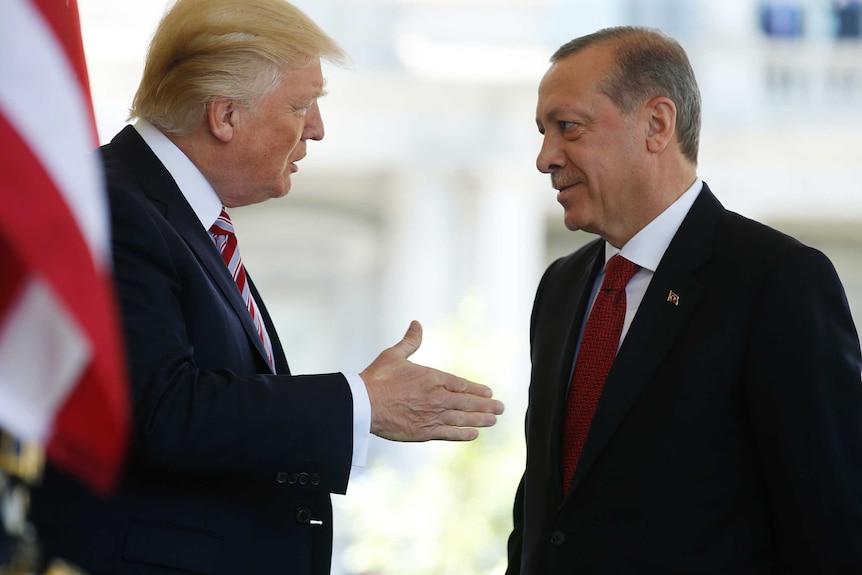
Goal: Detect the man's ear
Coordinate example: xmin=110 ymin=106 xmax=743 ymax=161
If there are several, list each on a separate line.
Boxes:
xmin=644 ymin=96 xmax=677 ymax=154
xmin=206 ymin=99 xmax=237 ymax=143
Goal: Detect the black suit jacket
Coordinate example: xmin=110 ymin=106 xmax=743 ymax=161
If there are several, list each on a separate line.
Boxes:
xmin=507 ymin=184 xmax=862 ymax=574
xmin=32 ymin=125 xmax=354 ymax=575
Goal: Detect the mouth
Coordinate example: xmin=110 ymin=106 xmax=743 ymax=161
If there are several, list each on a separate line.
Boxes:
xmin=289 ymin=154 xmax=305 ymax=174
xmin=551 ymin=173 xmax=582 ymax=193
xmin=555 ymin=182 xmax=582 ymax=200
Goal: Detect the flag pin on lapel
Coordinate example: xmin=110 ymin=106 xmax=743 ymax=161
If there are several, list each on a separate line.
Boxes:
xmin=667 ymin=290 xmax=680 ymax=306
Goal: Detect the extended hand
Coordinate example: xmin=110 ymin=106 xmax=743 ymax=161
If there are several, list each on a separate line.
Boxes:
xmin=360 ymin=321 xmax=505 ymax=442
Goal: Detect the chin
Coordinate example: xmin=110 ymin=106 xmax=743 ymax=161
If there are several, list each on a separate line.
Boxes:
xmin=270 ymin=182 xmax=292 ymax=199
xmin=562 ymin=210 xmax=586 ymax=232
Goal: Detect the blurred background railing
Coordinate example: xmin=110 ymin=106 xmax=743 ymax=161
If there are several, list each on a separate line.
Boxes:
xmin=78 ymin=1 xmax=861 ymax=573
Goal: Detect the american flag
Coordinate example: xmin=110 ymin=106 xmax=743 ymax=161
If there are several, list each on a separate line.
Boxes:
xmin=0 ymin=0 xmax=129 ymax=493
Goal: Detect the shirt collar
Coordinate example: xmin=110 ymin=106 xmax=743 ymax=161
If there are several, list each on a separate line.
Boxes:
xmin=605 ymin=177 xmax=703 ymax=271
xmin=133 ymin=120 xmax=223 ymax=231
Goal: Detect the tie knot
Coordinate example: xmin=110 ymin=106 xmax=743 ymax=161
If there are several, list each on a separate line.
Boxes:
xmin=209 ymin=208 xmax=235 ymax=237
xmin=602 ymin=254 xmax=639 ymax=291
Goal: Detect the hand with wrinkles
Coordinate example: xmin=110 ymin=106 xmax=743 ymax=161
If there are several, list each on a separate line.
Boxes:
xmin=361 ymin=321 xmax=505 ymax=442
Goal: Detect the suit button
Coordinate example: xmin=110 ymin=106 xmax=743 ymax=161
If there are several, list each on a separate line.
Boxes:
xmin=295 ymin=507 xmax=311 ymax=524
xmin=276 ymin=472 xmax=288 ymax=484
xmin=298 ymin=472 xmax=310 ymax=485
xmin=310 ymin=474 xmax=320 ymax=486
xmin=550 ymin=530 xmax=566 ymax=546
xmin=288 ymin=473 xmax=299 ymax=485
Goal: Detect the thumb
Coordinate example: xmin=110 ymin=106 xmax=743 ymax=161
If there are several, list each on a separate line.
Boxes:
xmin=389 ymin=320 xmax=422 ymax=360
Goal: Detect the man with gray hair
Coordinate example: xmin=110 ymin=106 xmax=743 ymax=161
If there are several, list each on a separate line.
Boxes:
xmin=30 ymin=0 xmax=504 ymax=573
xmin=507 ymin=26 xmax=862 ymax=574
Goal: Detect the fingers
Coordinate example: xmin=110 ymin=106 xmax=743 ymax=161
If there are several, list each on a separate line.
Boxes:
xmin=453 ymin=394 xmax=506 ymax=417
xmin=443 ymin=377 xmax=505 ymax=414
xmin=431 ymin=427 xmax=480 ymax=442
xmin=368 ymin=380 xmax=504 ymax=443
xmin=422 ymin=409 xmax=499 ymax=442
xmin=388 ymin=320 xmax=422 ymax=360
xmin=433 ymin=388 xmax=503 ymax=435
xmin=445 ymin=377 xmax=497 ymax=400
xmin=439 ymin=408 xmax=499 ymax=429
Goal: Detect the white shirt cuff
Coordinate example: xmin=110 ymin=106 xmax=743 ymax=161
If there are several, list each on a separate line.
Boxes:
xmin=344 ymin=372 xmax=370 ymax=481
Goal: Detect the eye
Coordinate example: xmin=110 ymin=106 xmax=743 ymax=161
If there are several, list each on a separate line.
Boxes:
xmin=291 ymin=99 xmax=316 ymax=117
xmin=558 ymin=120 xmax=577 ymax=131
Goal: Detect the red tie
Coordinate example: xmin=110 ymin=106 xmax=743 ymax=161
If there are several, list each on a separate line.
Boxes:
xmin=561 ymin=254 xmax=639 ymax=493
xmin=209 ymin=209 xmax=276 ymax=372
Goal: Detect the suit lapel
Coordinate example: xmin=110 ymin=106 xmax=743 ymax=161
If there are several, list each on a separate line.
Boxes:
xmin=110 ymin=126 xmax=279 ymax=373
xmin=529 ymin=240 xmax=604 ymax=500
xmin=565 ymin=185 xmax=725 ymax=496
xmin=550 ymin=244 xmax=605 ymax=412
xmin=247 ymin=273 xmax=289 ymax=374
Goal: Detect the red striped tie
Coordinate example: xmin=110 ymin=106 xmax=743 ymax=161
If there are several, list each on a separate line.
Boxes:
xmin=561 ymin=254 xmax=639 ymax=493
xmin=209 ymin=208 xmax=275 ymax=372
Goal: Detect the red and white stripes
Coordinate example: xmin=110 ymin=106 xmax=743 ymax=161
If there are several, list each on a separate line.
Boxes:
xmin=0 ymin=0 xmax=128 ymax=493
xmin=210 ymin=209 xmax=276 ymax=372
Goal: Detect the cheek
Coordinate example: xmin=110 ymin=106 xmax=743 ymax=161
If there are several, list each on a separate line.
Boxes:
xmin=256 ymin=143 xmax=288 ymax=174
xmin=284 ymin=120 xmax=304 ymax=146
xmin=277 ymin=135 xmax=301 ymax=165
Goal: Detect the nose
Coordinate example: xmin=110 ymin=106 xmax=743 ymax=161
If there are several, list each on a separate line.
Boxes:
xmin=302 ymin=101 xmax=324 ymax=141
xmin=536 ymin=133 xmax=565 ymax=174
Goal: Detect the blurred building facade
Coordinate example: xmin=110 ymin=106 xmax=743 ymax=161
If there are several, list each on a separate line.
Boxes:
xmin=79 ymin=0 xmax=861 ymax=573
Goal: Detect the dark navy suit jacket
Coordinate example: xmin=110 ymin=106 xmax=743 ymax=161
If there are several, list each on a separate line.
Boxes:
xmin=507 ymin=184 xmax=862 ymax=574
xmin=33 ymin=125 xmax=354 ymax=575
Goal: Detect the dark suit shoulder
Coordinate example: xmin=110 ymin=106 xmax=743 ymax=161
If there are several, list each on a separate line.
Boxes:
xmin=717 ymin=209 xmax=806 ymax=257
xmin=707 ymin=209 xmax=841 ymax=285
xmin=99 ymin=125 xmax=178 ymax=214
xmin=100 ymin=138 xmax=141 ymax=197
xmin=543 ymin=237 xmax=603 ymax=281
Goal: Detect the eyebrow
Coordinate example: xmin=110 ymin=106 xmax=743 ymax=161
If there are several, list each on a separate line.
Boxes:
xmin=307 ymin=91 xmax=327 ymax=105
xmin=315 ymin=78 xmax=330 ymax=100
xmin=541 ymin=105 xmax=593 ymax=127
xmin=542 ymin=106 xmax=582 ymax=120
xmin=298 ymin=88 xmax=328 ymax=109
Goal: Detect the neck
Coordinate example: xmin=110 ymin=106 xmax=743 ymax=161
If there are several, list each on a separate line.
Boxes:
xmin=604 ymin=162 xmax=697 ymax=248
xmin=163 ymin=128 xmax=231 ymax=206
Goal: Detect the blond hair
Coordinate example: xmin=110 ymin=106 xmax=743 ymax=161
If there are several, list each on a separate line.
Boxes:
xmin=129 ymin=0 xmax=346 ymax=134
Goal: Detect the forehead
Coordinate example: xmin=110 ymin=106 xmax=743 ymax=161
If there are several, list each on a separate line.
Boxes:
xmin=537 ymin=43 xmax=616 ymax=114
xmin=271 ymin=60 xmax=326 ymax=102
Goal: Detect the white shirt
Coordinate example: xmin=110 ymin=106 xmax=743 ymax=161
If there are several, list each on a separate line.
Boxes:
xmin=133 ymin=120 xmax=370 ymax=476
xmin=579 ymin=178 xmax=703 ymax=354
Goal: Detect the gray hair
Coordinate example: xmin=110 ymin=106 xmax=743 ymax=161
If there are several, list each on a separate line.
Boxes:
xmin=553 ymin=26 xmax=701 ymax=165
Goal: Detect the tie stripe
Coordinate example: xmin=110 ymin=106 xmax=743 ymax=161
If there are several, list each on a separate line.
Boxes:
xmin=209 ymin=209 xmax=275 ymax=372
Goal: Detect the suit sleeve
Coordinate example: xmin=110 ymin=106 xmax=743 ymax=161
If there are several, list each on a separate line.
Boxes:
xmin=747 ymin=245 xmax=862 ymax=573
xmin=109 ymin=182 xmax=354 ymax=494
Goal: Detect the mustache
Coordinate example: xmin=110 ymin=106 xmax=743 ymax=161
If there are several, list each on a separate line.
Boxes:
xmin=550 ymin=172 xmax=583 ymax=190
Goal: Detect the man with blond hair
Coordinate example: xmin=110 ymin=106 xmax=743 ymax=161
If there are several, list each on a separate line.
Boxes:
xmin=507 ymin=26 xmax=862 ymax=574
xmin=31 ymin=0 xmax=503 ymax=573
